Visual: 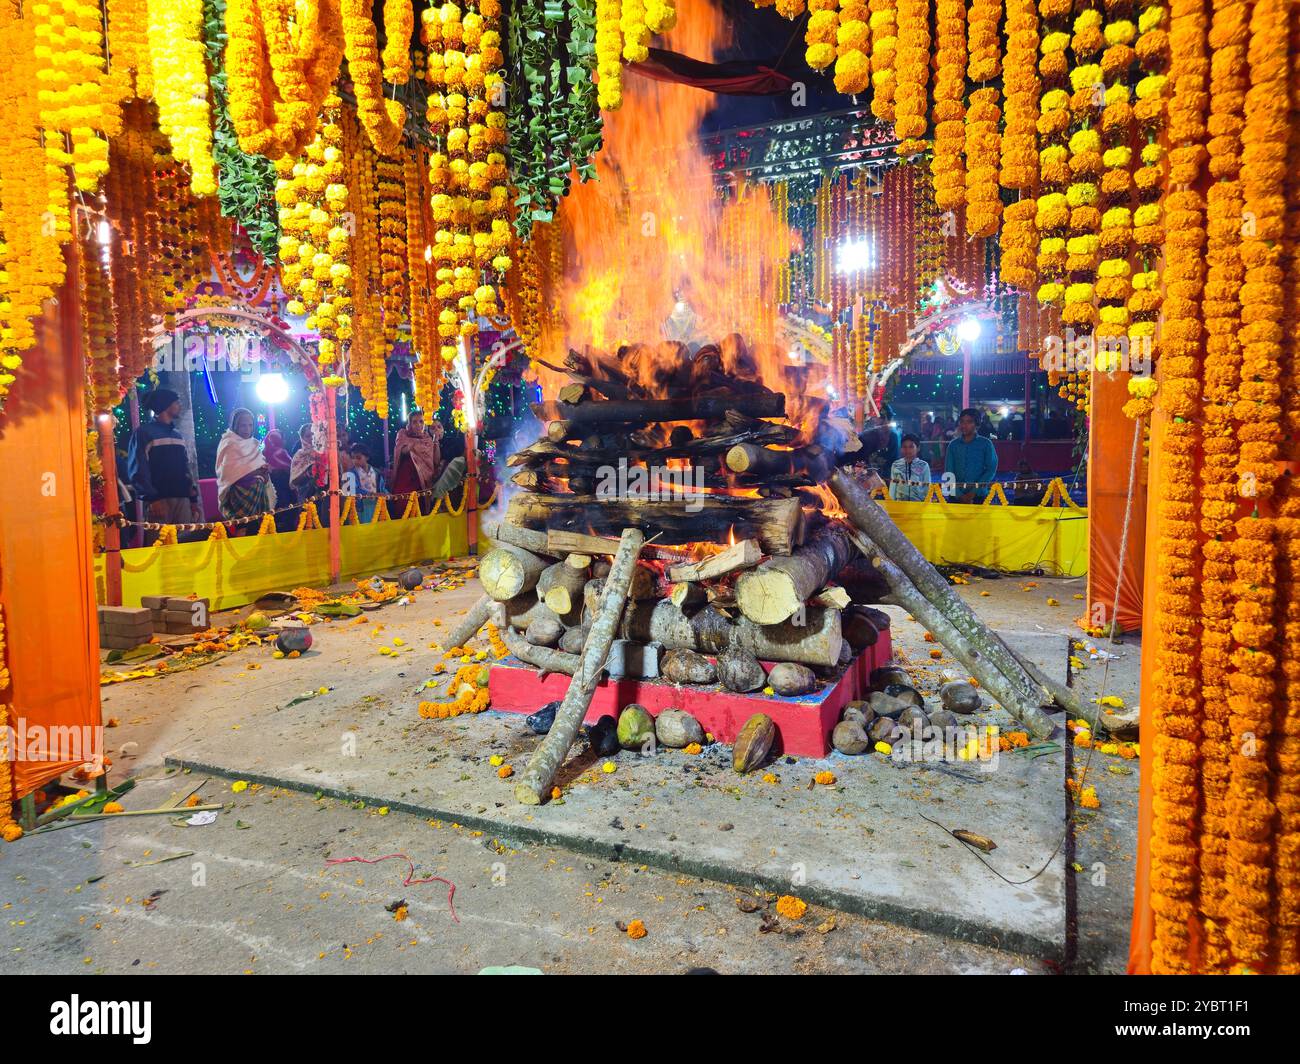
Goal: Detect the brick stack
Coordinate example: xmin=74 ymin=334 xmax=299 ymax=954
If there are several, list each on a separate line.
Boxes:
xmin=141 ymin=595 xmax=213 ymax=637
xmin=97 ymin=606 xmax=154 ymax=651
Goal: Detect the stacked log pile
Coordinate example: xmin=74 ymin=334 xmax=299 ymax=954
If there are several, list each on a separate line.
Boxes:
xmin=445 ymin=338 xmax=1086 ymax=800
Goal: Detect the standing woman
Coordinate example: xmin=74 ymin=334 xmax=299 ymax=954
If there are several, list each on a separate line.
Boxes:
xmin=215 ymin=408 xmax=276 ymax=534
xmin=262 ymin=428 xmax=293 ymax=530
xmin=390 ymin=409 xmax=439 ymax=515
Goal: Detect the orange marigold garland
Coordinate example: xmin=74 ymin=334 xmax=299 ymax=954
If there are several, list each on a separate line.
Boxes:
xmin=892 ymin=0 xmax=931 ymax=156
xmin=1221 ymin=0 xmax=1288 ymax=971
xmin=868 ymin=0 xmax=897 ymax=121
xmin=833 ymin=0 xmax=871 ymax=95
xmin=342 ymin=0 xmax=406 ymax=155
xmin=1002 ymin=0 xmax=1041 ymax=192
xmin=381 ymin=0 xmax=414 ymax=83
xmin=1191 ymin=0 xmax=1248 ymax=973
xmin=1146 ymin=0 xmax=1207 ymax=977
xmin=964 ymin=0 xmax=1002 ymax=237
xmin=930 ymin=0 xmax=965 ymax=212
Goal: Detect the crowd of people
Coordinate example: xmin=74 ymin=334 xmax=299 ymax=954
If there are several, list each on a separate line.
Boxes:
xmin=883 ymin=407 xmax=1001 ymax=503
xmin=127 ymin=390 xmax=466 ymax=541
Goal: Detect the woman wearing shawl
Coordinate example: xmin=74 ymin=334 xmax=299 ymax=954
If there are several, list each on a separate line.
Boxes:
xmin=289 ymin=423 xmax=323 ymax=503
xmin=215 ymin=409 xmax=275 ymax=533
xmin=390 ymin=410 xmax=440 ymax=515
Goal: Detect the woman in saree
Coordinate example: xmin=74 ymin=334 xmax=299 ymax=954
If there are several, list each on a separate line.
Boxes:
xmin=215 ymin=408 xmax=275 ymax=534
xmin=389 ymin=410 xmax=440 ymax=516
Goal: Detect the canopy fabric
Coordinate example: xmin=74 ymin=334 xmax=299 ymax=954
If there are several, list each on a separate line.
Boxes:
xmin=628 ymin=48 xmax=796 ymax=96
xmin=0 ymin=261 xmax=103 ymax=799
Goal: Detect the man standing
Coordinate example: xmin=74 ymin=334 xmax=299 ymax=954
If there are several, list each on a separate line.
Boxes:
xmin=946 ymin=407 xmax=999 ymax=503
xmin=128 ymin=389 xmax=201 ymax=537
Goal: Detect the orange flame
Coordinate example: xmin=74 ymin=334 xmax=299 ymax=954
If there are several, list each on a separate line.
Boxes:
xmin=554 ymin=1 xmax=797 ymax=397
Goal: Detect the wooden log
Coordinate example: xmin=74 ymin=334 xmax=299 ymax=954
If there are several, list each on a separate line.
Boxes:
xmin=443 ymin=594 xmax=492 ymax=650
xmin=732 ymin=608 xmax=843 ymax=668
xmin=546 ymin=420 xmax=574 ymax=443
xmin=621 ymin=600 xmax=733 ymax=656
xmin=557 ymin=383 xmax=587 ymax=405
xmin=667 ymin=538 xmax=763 ymax=583
xmin=536 ymin=557 xmax=591 ymax=617
xmin=478 ymin=544 xmax=550 ymax=601
xmin=843 ymin=528 xmax=1055 ymax=739
xmin=530 ymin=391 xmax=786 ymax=427
xmin=484 ymin=521 xmax=553 ymax=556
xmin=546 ymin=529 xmax=690 ymax=563
xmin=487 ymin=594 xmax=557 ymax=633
xmin=725 ymin=443 xmax=831 ymax=481
xmin=829 ymin=469 xmax=1056 ymax=712
xmin=516 ymin=528 xmax=645 ymax=804
xmin=618 ymin=599 xmax=843 ymax=666
xmin=735 ymin=526 xmax=854 ymax=625
xmin=812 ymin=586 xmax=852 ymax=609
xmin=501 ymin=626 xmax=580 ymax=675
xmin=509 ymin=494 xmax=803 ymax=555
xmin=506 ymin=418 xmax=796 ymax=469
xmin=669 ymin=582 xmax=707 ymax=610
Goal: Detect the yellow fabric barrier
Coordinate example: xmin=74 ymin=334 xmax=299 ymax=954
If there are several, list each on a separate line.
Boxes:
xmin=96 ymin=509 xmax=471 ymax=610
xmin=880 ymin=499 xmax=1089 ymax=577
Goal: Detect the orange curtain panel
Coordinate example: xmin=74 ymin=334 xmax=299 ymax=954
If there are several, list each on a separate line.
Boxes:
xmin=1087 ymin=372 xmax=1147 ymax=633
xmin=0 ymin=261 xmax=103 ymax=799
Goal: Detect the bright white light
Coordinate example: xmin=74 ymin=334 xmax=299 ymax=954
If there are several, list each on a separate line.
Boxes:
xmin=787 ymin=347 xmax=804 ymax=362
xmin=957 ymin=316 xmax=982 ymax=342
xmin=400 ymin=393 xmax=409 ymax=423
xmin=999 ymin=405 xmax=1010 ymax=417
xmin=453 ymin=340 xmax=478 ymax=433
xmin=836 ymin=239 xmax=874 ymax=274
xmin=255 ymin=373 xmax=289 ymax=405
xmin=97 ymin=219 xmax=112 ymax=246
xmin=423 ymin=244 xmax=433 ymax=262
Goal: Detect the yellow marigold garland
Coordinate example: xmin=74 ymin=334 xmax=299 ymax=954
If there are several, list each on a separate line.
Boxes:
xmin=276 ymin=93 xmax=351 ymax=372
xmin=833 ymin=0 xmax=870 ymax=95
xmin=596 ymin=0 xmax=624 ymax=109
xmin=146 ymin=0 xmax=218 ymax=196
xmin=108 ymin=0 xmax=153 ymax=96
xmin=225 ymin=0 xmax=344 ymax=160
xmin=381 ymin=0 xmax=414 ymax=83
xmin=342 ymin=0 xmax=406 ymax=155
xmin=805 ymin=0 xmax=839 ymax=72
xmin=621 ymin=0 xmax=651 ymax=62
xmin=0 ymin=2 xmax=68 ymax=406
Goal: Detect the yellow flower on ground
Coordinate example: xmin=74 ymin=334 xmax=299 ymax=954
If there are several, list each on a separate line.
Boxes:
xmin=231 ymin=781 xmax=249 ymax=793
xmin=775 ymin=895 xmax=807 ymax=920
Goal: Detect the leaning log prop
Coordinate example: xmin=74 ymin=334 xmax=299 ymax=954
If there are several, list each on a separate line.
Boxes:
xmin=501 ymin=625 xmax=581 ymax=675
xmin=515 ymin=528 xmax=645 ymax=805
xmin=840 ymin=525 xmax=1055 ymax=739
xmin=444 ymin=594 xmax=492 ymax=650
xmin=829 ymin=470 xmax=1060 ymax=714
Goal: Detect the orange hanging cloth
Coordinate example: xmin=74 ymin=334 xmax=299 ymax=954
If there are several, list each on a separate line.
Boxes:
xmin=0 ymin=251 xmax=104 ymax=799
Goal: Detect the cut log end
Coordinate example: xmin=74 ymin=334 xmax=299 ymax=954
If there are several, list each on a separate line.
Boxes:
xmin=735 ymin=569 xmax=801 ymax=625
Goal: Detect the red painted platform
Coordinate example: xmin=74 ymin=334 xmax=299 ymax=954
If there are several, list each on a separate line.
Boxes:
xmin=488 ymin=630 xmax=892 ymax=757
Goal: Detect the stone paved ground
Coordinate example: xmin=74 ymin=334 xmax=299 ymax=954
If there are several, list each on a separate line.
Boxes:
xmin=1 ymin=561 xmax=1140 ymax=974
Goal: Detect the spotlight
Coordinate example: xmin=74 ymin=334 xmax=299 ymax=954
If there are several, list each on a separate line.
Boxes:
xmin=255 ymin=372 xmax=289 ymax=405
xmin=835 ymin=239 xmax=874 ymax=274
xmin=957 ymin=316 xmax=982 ymax=342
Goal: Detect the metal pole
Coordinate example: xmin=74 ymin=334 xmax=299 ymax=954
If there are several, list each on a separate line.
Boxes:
xmin=128 ymin=388 xmax=144 ymax=547
xmin=98 ymin=413 xmax=123 ymax=606
xmin=326 ymin=385 xmax=341 ymax=584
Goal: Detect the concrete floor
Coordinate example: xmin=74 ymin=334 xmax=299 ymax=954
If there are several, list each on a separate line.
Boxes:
xmin=1 ymin=562 xmax=1142 ymax=974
